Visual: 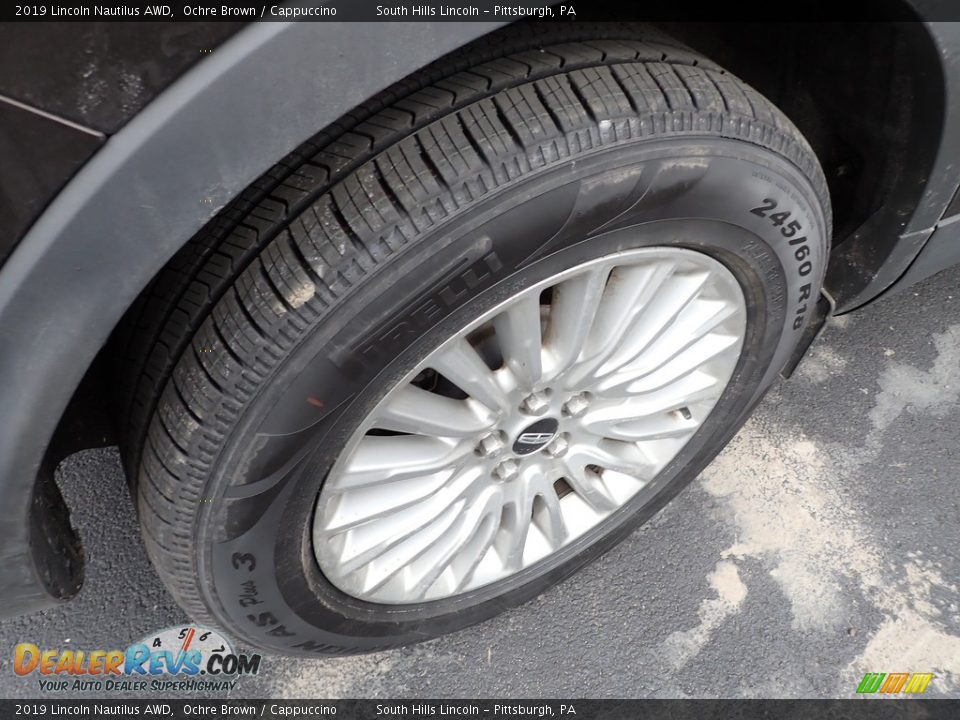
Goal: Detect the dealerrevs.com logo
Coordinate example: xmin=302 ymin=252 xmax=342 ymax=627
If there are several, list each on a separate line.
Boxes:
xmin=13 ymin=625 xmax=261 ymax=693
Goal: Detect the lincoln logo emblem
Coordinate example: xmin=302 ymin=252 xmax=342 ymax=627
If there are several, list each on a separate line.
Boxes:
xmin=512 ymin=418 xmax=560 ymax=455
xmin=518 ymin=432 xmax=556 ymax=445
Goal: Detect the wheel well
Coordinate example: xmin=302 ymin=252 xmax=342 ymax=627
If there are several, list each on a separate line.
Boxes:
xmin=658 ymin=20 xmax=945 ymax=309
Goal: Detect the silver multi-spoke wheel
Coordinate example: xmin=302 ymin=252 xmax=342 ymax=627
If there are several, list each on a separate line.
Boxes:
xmin=313 ymin=247 xmax=747 ymax=603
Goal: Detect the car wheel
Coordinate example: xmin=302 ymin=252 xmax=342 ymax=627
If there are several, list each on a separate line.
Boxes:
xmin=120 ymin=29 xmax=830 ymax=655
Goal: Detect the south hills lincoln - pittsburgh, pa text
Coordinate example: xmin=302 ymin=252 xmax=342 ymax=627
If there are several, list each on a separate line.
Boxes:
xmin=375 ymin=5 xmax=576 ymax=17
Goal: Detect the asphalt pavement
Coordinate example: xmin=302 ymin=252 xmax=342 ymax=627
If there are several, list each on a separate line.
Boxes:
xmin=1 ymin=265 xmax=959 ymax=699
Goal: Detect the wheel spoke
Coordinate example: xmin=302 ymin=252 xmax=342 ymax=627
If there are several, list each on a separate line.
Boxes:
xmin=590 ymin=369 xmax=720 ymax=408
xmin=373 ymin=385 xmax=495 ymax=437
xmin=355 ymin=500 xmax=466 ymax=596
xmin=586 ymin=414 xmax=700 ymax=442
xmin=563 ymin=440 xmax=655 ymax=483
xmin=530 ymin=481 xmax=568 ymax=550
xmin=404 ymin=486 xmax=503 ymax=600
xmin=617 ymin=332 xmax=740 ymax=395
xmin=603 ymin=297 xmax=736 ymax=381
xmin=335 ymin=466 xmax=479 ymax=576
xmin=448 ymin=512 xmax=500 ymax=593
xmin=429 ymin=338 xmax=508 ymax=412
xmin=562 ymin=262 xmax=677 ymax=388
xmin=560 ymin=461 xmax=620 ymax=514
xmin=323 ymin=458 xmax=475 ymax=532
xmin=580 ymin=371 xmax=721 ymax=440
xmin=593 ymin=271 xmax=712 ymax=379
xmin=495 ymin=483 xmax=534 ymax=571
xmin=494 ymin=295 xmax=544 ymax=388
xmin=333 ymin=435 xmax=470 ymax=490
xmin=543 ymin=267 xmax=609 ymax=380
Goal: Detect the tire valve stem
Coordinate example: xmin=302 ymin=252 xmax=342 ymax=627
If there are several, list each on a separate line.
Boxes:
xmin=677 ymin=406 xmax=693 ymax=420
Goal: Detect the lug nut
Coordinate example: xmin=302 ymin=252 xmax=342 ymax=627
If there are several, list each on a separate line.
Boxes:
xmin=476 ymin=432 xmax=506 ymax=457
xmin=492 ymin=459 xmax=520 ymax=482
xmin=562 ymin=392 xmax=591 ymax=418
xmin=542 ymin=433 xmax=570 ymax=458
xmin=520 ymin=390 xmax=551 ymax=416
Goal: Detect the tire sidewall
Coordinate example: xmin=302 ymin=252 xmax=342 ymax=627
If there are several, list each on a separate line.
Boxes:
xmin=197 ymin=138 xmax=828 ymax=654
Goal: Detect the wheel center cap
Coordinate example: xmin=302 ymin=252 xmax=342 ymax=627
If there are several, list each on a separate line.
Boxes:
xmin=512 ymin=418 xmax=560 ymax=455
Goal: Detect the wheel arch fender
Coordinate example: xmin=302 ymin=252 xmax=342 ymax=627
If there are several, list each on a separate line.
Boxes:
xmin=0 ymin=19 xmax=501 ymax=616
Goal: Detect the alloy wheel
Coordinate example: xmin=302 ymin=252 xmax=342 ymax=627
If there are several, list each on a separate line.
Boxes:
xmin=312 ymin=247 xmax=747 ymax=603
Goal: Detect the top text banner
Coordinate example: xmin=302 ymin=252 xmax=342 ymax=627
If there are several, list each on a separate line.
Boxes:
xmin=4 ymin=0 xmax=945 ymax=22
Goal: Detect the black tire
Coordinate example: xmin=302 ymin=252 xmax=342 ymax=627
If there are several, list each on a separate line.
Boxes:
xmin=119 ymin=25 xmax=831 ymax=656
